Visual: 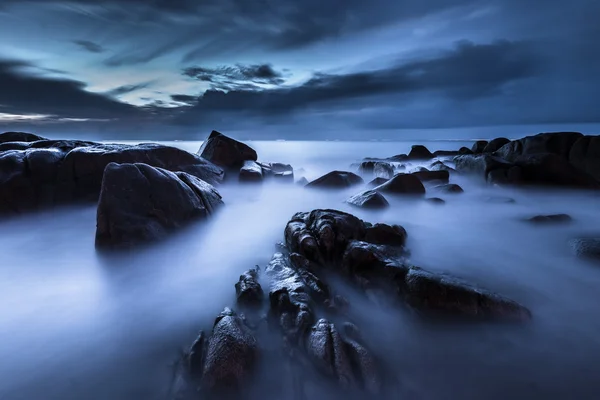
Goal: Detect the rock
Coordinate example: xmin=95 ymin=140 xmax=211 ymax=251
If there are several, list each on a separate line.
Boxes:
xmin=432 ymin=150 xmax=460 ymax=157
xmin=389 ymin=154 xmax=409 ymax=162
xmin=411 ymin=170 xmax=450 ymax=183
xmin=367 ymin=177 xmax=388 ymax=188
xmin=525 ymin=214 xmax=572 ymax=224
xmin=0 ymin=131 xmax=47 ymax=143
xmin=484 ymin=196 xmax=516 ymax=204
xmin=471 ymin=140 xmax=488 ymax=154
xmin=512 ymin=153 xmax=600 ymax=189
xmin=454 ymin=154 xmax=513 ymax=177
xmin=259 ymin=162 xmax=294 ymax=181
xmin=569 ymin=135 xmax=600 ymax=181
xmin=340 ymin=323 xmax=382 ymax=394
xmin=354 ymin=161 xmax=395 ymax=179
xmin=459 ymin=147 xmax=473 ymax=155
xmin=483 ymin=137 xmax=510 ymax=153
xmin=569 ymin=238 xmax=600 ymax=259
xmin=408 ymin=145 xmax=434 ymax=160
xmin=346 ymin=190 xmax=389 ymax=209
xmin=426 ymin=197 xmax=445 ymax=205
xmin=296 ymin=177 xmax=309 ymax=186
xmin=201 ymin=308 xmax=259 ymax=391
xmin=402 ymin=267 xmax=532 ymax=321
xmin=187 ymin=331 xmax=207 ymax=379
xmin=373 ymin=174 xmax=426 ymax=195
xmin=239 ymin=160 xmax=263 ymax=182
xmin=429 ymin=161 xmax=455 ymax=172
xmin=235 ymin=268 xmax=264 ymax=307
xmin=495 ymin=131 xmax=583 ymax=162
xmin=433 ymin=183 xmax=464 ymax=193
xmin=305 ymin=171 xmax=364 ymax=189
xmin=198 ymin=130 xmax=257 ymax=170
xmin=364 ymin=223 xmax=407 ymax=247
xmin=95 ymin=163 xmax=223 ymax=248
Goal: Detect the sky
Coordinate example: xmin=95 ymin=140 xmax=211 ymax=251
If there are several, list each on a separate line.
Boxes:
xmin=0 ymin=0 xmax=599 ymax=139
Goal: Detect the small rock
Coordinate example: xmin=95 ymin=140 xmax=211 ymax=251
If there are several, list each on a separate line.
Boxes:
xmin=429 ymin=161 xmax=455 ymax=172
xmin=569 ymin=238 xmax=600 ymax=259
xmin=198 ymin=130 xmax=257 ymax=170
xmin=239 ymin=160 xmax=263 ymax=182
xmin=485 ymin=196 xmax=516 ymax=204
xmin=346 ymin=190 xmax=389 ymax=209
xmin=296 ymin=177 xmax=309 ymax=186
xmin=373 ymin=173 xmax=426 ymax=195
xmin=426 ymin=197 xmax=445 ymax=205
xmin=408 ymin=145 xmax=434 ymax=160
xmin=471 ymin=140 xmax=488 ymax=154
xmin=305 ymin=171 xmax=364 ymax=189
xmin=235 ymin=268 xmax=264 ymax=307
xmin=525 ymin=214 xmax=572 ymax=224
xmin=433 ymin=183 xmax=464 ymax=193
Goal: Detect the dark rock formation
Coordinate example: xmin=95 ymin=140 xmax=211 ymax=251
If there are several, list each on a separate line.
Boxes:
xmin=433 ymin=183 xmax=464 ymax=193
xmin=305 ymin=171 xmax=364 ymax=189
xmin=373 ymin=174 xmax=425 ymax=195
xmin=471 ymin=140 xmax=488 ymax=154
xmin=235 ymin=268 xmax=264 ymax=307
xmin=485 ymin=196 xmax=516 ymax=204
xmin=201 ymin=308 xmax=259 ymax=391
xmin=259 ymin=162 xmax=294 ymax=181
xmin=411 ymin=170 xmax=450 ymax=183
xmin=483 ymin=137 xmax=510 ymax=153
xmin=432 ymin=150 xmax=460 ymax=157
xmin=346 ymin=190 xmax=389 ymax=209
xmin=402 ymin=267 xmax=532 ymax=321
xmin=495 ymin=131 xmax=583 ymax=162
xmin=355 ymin=161 xmax=394 ymax=179
xmin=429 ymin=161 xmax=455 ymax=172
xmin=524 ymin=214 xmax=572 ymax=224
xmin=239 ymin=161 xmax=263 ymax=182
xmin=408 ymin=145 xmax=434 ymax=160
xmin=569 ymin=135 xmax=600 ymax=181
xmin=0 ymin=131 xmax=47 ymax=143
xmin=569 ymin=238 xmax=600 ymax=259
xmin=364 ymin=223 xmax=407 ymax=247
xmin=459 ymin=147 xmax=473 ymax=155
xmin=95 ymin=163 xmax=223 ymax=248
xmin=198 ymin=130 xmax=257 ymax=170
xmin=367 ymin=177 xmax=388 ymax=188
xmin=0 ymin=141 xmax=223 ymax=215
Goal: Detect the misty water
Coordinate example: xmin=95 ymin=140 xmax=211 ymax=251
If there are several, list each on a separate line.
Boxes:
xmin=2 ymin=140 xmax=600 ymax=400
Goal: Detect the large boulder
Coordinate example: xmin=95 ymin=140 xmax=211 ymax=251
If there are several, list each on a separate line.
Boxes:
xmin=0 ymin=131 xmax=47 ymax=143
xmin=429 ymin=161 xmax=455 ymax=172
xmin=367 ymin=177 xmax=388 ymax=188
xmin=258 ymin=162 xmax=294 ymax=181
xmin=511 ymin=153 xmax=599 ymax=188
xmin=373 ymin=173 xmax=425 ymax=195
xmin=411 ymin=170 xmax=450 ymax=183
xmin=483 ymin=137 xmax=510 ymax=153
xmin=239 ymin=161 xmax=263 ymax=182
xmin=471 ymin=140 xmax=488 ymax=154
xmin=408 ymin=145 xmax=433 ymax=160
xmin=305 ymin=171 xmax=364 ymax=189
xmin=0 ymin=142 xmax=223 ymax=215
xmin=198 ymin=130 xmax=257 ymax=170
xmin=495 ymin=131 xmax=583 ymax=162
xmin=95 ymin=163 xmax=223 ymax=248
xmin=454 ymin=154 xmax=513 ymax=177
xmin=346 ymin=190 xmax=389 ymax=209
xmin=569 ymin=135 xmax=600 ymax=181
xmin=433 ymin=183 xmax=464 ymax=193
xmin=355 ymin=161 xmax=395 ymax=179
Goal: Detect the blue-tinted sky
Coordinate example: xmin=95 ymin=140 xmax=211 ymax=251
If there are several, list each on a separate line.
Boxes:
xmin=0 ymin=0 xmax=598 ymax=139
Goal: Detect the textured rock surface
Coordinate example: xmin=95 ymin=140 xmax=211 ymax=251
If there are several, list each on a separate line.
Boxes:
xmin=373 ymin=174 xmax=425 ymax=195
xmin=198 ymin=130 xmax=257 ymax=169
xmin=0 ymin=131 xmax=47 ymax=143
xmin=346 ymin=190 xmax=389 ymax=209
xmin=305 ymin=171 xmax=364 ymax=189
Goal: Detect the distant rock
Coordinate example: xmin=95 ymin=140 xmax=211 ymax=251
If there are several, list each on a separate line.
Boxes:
xmin=411 ymin=169 xmax=450 ymax=183
xmin=239 ymin=160 xmax=263 ymax=182
xmin=259 ymin=162 xmax=294 ymax=181
xmin=484 ymin=196 xmax=516 ymax=204
xmin=355 ymin=161 xmax=394 ymax=179
xmin=0 ymin=131 xmax=47 ymax=143
xmin=525 ymin=214 xmax=572 ymax=224
xmin=408 ymin=145 xmax=434 ymax=160
xmin=495 ymin=131 xmax=583 ymax=162
xmin=459 ymin=147 xmax=473 ymax=155
xmin=367 ymin=177 xmax=388 ymax=188
xmin=296 ymin=177 xmax=309 ymax=186
xmin=426 ymin=197 xmax=445 ymax=205
xmin=346 ymin=190 xmax=389 ymax=209
xmin=198 ymin=130 xmax=258 ymax=170
xmin=471 ymin=140 xmax=488 ymax=154
xmin=569 ymin=135 xmax=600 ymax=181
xmin=306 ymin=171 xmax=364 ymax=189
xmin=569 ymin=237 xmax=600 ymax=259
xmin=433 ymin=183 xmax=464 ymax=193
xmin=373 ymin=173 xmax=425 ymax=195
xmin=429 ymin=161 xmax=455 ymax=172
xmin=483 ymin=137 xmax=510 ymax=153
xmin=95 ymin=163 xmax=223 ymax=248
xmin=432 ymin=150 xmax=460 ymax=157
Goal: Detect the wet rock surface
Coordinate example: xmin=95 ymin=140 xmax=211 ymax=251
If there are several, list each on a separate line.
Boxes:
xmin=95 ymin=163 xmax=223 ymax=248
xmin=239 ymin=160 xmax=264 ymax=182
xmin=373 ymin=173 xmax=425 ymax=195
xmin=471 ymin=140 xmax=488 ymax=154
xmin=411 ymin=169 xmax=450 ymax=183
xmin=433 ymin=183 xmax=464 ymax=193
xmin=198 ymin=130 xmax=257 ymax=170
xmin=235 ymin=268 xmax=264 ymax=307
xmin=259 ymin=162 xmax=294 ymax=182
xmin=346 ymin=190 xmax=389 ymax=209
xmin=0 ymin=131 xmax=47 ymax=143
xmin=306 ymin=171 xmax=364 ymax=189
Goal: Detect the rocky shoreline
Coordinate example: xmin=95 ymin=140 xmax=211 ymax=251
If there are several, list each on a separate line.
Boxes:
xmin=1 ymin=129 xmax=599 ymax=398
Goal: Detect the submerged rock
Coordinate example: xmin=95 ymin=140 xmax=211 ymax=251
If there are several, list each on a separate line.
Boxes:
xmin=0 ymin=131 xmax=47 ymax=143
xmin=433 ymin=183 xmax=464 ymax=193
xmin=239 ymin=160 xmax=263 ymax=182
xmin=296 ymin=177 xmax=309 ymax=186
xmin=346 ymin=190 xmax=389 ymax=209
xmin=259 ymin=162 xmax=294 ymax=182
xmin=408 ymin=145 xmax=434 ymax=160
xmin=305 ymin=171 xmax=364 ymax=189
xmin=198 ymin=130 xmax=257 ymax=170
xmin=402 ymin=267 xmax=532 ymax=321
xmin=569 ymin=238 xmax=600 ymax=259
xmin=411 ymin=170 xmax=450 ymax=183
xmin=373 ymin=174 xmax=425 ymax=195
xmin=95 ymin=163 xmax=223 ymax=248
xmin=426 ymin=197 xmax=445 ymax=205
xmin=235 ymin=268 xmax=264 ymax=307
xmin=525 ymin=214 xmax=572 ymax=224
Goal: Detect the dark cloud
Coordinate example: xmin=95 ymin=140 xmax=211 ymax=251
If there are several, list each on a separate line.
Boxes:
xmin=170 ymin=94 xmax=197 ymax=104
xmin=0 ymin=58 xmax=142 ymax=119
xmin=105 ymin=82 xmax=152 ymax=97
xmin=73 ymin=40 xmax=105 ymax=53
xmin=183 ymin=64 xmax=286 ymax=91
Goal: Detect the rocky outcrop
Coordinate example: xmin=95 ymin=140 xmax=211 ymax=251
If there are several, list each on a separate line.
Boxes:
xmin=0 ymin=131 xmax=47 ymax=143
xmin=355 ymin=161 xmax=395 ymax=179
xmin=235 ymin=268 xmax=264 ymax=307
xmin=0 ymin=141 xmax=223 ymax=215
xmin=239 ymin=161 xmax=263 ymax=182
xmin=411 ymin=170 xmax=450 ymax=183
xmin=483 ymin=137 xmax=510 ymax=153
xmin=525 ymin=214 xmax=572 ymax=224
xmin=95 ymin=163 xmax=223 ymax=248
xmin=429 ymin=161 xmax=455 ymax=172
xmin=495 ymin=131 xmax=583 ymax=162
xmin=346 ymin=190 xmax=389 ymax=209
xmin=408 ymin=145 xmax=433 ymax=160
xmin=305 ymin=171 xmax=364 ymax=189
xmin=198 ymin=130 xmax=257 ymax=170
xmin=367 ymin=177 xmax=388 ymax=188
xmin=259 ymin=162 xmax=294 ymax=181
xmin=471 ymin=140 xmax=488 ymax=154
xmin=373 ymin=173 xmax=425 ymax=195
xmin=569 ymin=135 xmax=600 ymax=181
